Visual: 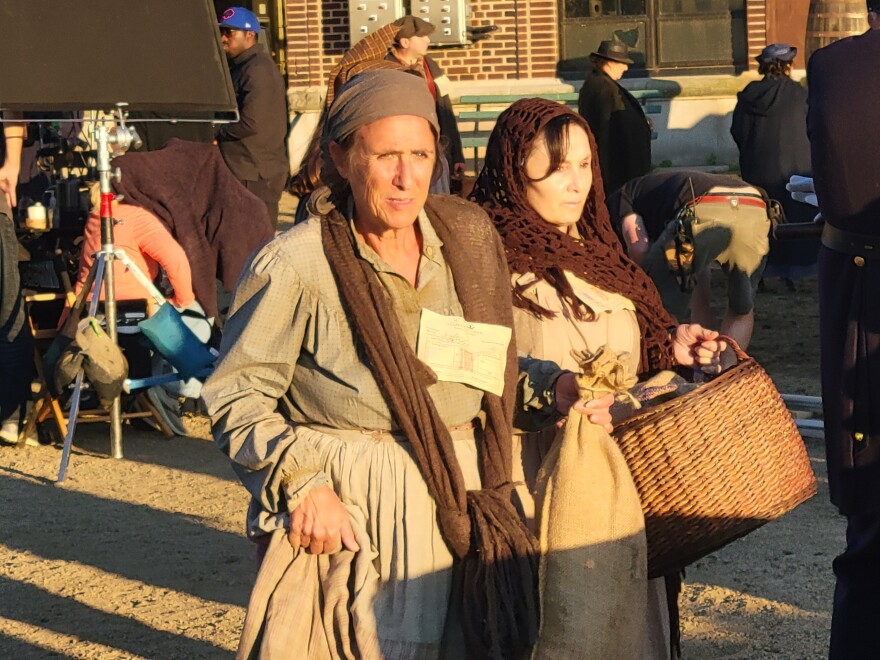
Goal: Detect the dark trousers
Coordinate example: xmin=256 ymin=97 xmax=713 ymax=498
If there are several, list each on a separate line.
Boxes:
xmin=243 ymin=176 xmax=285 ymax=229
xmin=830 ymin=512 xmax=880 ymax=659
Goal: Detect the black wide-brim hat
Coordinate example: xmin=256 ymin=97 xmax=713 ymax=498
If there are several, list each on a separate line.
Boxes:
xmin=591 ymin=39 xmax=634 ymax=65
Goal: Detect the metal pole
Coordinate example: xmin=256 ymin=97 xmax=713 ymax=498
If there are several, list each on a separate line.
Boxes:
xmin=96 ymin=123 xmax=123 ymax=459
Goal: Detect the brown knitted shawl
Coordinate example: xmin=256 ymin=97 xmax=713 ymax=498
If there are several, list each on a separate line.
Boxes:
xmin=469 ymin=98 xmax=676 ymax=374
xmin=320 ymin=192 xmax=539 ymax=659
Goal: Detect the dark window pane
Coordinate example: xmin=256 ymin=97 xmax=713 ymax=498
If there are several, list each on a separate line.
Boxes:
xmin=558 ymin=20 xmax=649 ymax=71
xmin=563 ymin=0 xmax=645 ymax=18
xmin=602 ymin=0 xmax=619 ymax=15
xmin=564 ymin=1 xmax=598 ymax=18
xmin=621 ymin=0 xmax=646 ymax=14
xmin=657 ymin=15 xmax=731 ymax=63
xmin=659 ymin=0 xmax=728 ymax=13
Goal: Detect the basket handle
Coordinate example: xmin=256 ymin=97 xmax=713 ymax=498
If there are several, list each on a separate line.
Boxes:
xmin=718 ymin=334 xmax=749 ymax=362
xmin=693 ymin=335 xmax=748 ymax=383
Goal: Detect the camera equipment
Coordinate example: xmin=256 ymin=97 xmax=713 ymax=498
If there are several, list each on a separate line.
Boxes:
xmin=1 ymin=0 xmax=238 ymax=479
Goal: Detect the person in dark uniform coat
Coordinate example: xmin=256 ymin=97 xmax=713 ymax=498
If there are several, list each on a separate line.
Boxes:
xmin=216 ymin=6 xmax=289 ymax=228
xmin=577 ymin=37 xmax=651 ymax=196
xmin=807 ymin=6 xmax=880 ymax=658
xmin=731 ymin=43 xmax=817 ymax=287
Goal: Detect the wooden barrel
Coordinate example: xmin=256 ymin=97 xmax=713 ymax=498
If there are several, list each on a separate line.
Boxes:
xmin=805 ymin=0 xmax=868 ymax=62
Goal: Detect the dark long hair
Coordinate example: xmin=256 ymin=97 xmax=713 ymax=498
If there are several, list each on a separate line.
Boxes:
xmin=469 ymin=98 xmax=676 ymax=374
xmin=758 ymin=60 xmax=792 ymax=79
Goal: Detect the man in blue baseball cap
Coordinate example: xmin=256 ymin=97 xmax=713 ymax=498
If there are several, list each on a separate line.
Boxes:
xmin=218 ymin=6 xmax=260 ymax=58
xmin=216 ymin=6 xmax=289 ymax=226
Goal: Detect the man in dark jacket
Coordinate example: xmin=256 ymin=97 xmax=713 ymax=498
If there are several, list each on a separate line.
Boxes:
xmin=386 ymin=16 xmax=465 ymax=192
xmin=606 ymin=170 xmax=771 ymax=348
xmin=216 ymin=6 xmax=289 ymax=227
xmin=577 ymin=37 xmax=651 ymax=196
xmin=731 ymin=43 xmax=816 ymax=287
xmin=807 ymin=6 xmax=880 ymax=658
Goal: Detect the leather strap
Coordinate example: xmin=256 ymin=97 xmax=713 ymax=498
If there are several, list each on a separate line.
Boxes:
xmin=692 ymin=194 xmax=767 ymax=209
xmin=821 ymin=223 xmax=880 ymax=258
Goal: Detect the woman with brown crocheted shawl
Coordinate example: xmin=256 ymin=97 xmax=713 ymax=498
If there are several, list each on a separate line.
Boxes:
xmin=470 ymin=98 xmax=727 ymax=659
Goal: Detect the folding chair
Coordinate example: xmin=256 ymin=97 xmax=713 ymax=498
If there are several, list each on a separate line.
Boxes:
xmin=56 ymin=251 xmax=216 ymax=481
xmin=22 ymin=290 xmax=177 ymax=445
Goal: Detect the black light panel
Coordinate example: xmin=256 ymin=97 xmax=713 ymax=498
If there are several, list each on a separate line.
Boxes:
xmin=0 ymin=0 xmax=237 ymax=117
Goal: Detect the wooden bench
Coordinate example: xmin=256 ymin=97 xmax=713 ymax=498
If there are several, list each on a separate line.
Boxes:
xmin=456 ymin=90 xmax=663 ymax=172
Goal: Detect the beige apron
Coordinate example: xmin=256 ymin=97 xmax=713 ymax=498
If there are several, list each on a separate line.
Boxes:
xmin=512 ymin=271 xmax=671 ymax=660
xmin=237 ymin=424 xmax=481 ymax=660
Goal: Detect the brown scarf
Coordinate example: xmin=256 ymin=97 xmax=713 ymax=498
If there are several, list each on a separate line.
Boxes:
xmin=469 ymin=98 xmax=677 ymax=375
xmin=320 ymin=192 xmax=539 ymax=659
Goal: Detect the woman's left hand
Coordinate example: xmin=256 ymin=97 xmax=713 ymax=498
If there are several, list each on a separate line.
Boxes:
xmin=555 ymin=373 xmax=614 ymax=432
xmin=673 ymin=323 xmax=727 ymax=374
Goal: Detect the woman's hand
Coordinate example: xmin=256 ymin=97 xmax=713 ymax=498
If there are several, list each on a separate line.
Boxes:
xmin=673 ymin=323 xmax=727 ymax=374
xmin=555 ymin=372 xmax=615 ymax=433
xmin=288 ymin=485 xmax=360 ymax=555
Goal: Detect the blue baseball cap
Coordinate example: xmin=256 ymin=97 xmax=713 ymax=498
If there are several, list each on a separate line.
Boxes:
xmin=219 ymin=7 xmax=260 ymax=34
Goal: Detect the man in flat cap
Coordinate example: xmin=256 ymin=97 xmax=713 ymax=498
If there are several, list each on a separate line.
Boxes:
xmin=807 ymin=3 xmax=880 ymax=657
xmin=386 ymin=16 xmax=465 ymax=192
xmin=577 ymin=36 xmax=651 ymax=196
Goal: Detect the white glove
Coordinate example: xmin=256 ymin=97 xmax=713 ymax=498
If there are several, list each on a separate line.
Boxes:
xmin=786 ymin=175 xmax=814 ymax=191
xmin=786 ymin=175 xmax=819 ymax=207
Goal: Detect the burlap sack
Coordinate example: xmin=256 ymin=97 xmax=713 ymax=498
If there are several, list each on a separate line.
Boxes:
xmin=532 ymin=350 xmax=648 ymax=660
xmin=55 ymin=316 xmax=128 ymax=407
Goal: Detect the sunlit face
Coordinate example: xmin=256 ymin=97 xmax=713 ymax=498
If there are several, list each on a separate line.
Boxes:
xmin=524 ymin=123 xmax=593 ymax=234
xmin=221 ymin=28 xmax=255 ymax=58
xmin=603 ymin=60 xmax=629 ymax=81
xmin=331 ymin=115 xmax=436 ymax=234
xmin=401 ymin=34 xmax=431 ymax=58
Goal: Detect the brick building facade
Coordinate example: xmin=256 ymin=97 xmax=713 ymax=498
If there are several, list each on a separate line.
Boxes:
xmin=285 ymin=0 xmax=560 ymax=89
xmin=281 ymin=1 xmax=818 ymax=91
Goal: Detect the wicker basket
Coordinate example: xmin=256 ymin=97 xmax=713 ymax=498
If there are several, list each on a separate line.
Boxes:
xmin=612 ymin=338 xmax=817 ymax=579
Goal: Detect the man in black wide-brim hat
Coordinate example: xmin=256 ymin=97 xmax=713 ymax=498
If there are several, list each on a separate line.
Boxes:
xmin=577 ymin=35 xmax=651 ymax=196
xmin=807 ymin=3 xmax=880 ymax=657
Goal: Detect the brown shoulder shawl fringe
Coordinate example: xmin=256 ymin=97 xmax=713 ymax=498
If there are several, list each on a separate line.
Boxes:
xmin=320 ymin=192 xmax=539 ymax=659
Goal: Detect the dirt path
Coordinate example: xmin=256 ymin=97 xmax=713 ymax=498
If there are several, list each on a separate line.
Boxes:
xmin=1 ymin=265 xmax=838 ymax=658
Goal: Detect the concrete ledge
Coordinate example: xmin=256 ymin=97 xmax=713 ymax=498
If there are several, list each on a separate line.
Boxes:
xmin=288 ymin=87 xmax=326 ymax=114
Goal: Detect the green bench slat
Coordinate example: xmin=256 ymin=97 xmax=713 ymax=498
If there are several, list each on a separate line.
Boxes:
xmin=461 ymin=133 xmax=494 ymax=148
xmin=457 ymin=111 xmax=505 ymax=120
xmin=458 ymin=93 xmax=576 ymax=104
xmin=458 ymin=89 xmax=664 ymax=168
xmin=458 ymin=89 xmax=661 ymax=106
xmin=460 ymin=102 xmax=662 ymax=122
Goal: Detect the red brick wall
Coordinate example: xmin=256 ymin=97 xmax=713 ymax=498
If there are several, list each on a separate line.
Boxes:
xmin=285 ymin=0 xmax=560 ymax=89
xmin=746 ymin=0 xmax=768 ymax=71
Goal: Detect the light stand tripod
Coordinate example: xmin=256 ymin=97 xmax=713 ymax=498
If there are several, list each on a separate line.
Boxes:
xmin=56 ymin=108 xmax=165 ymax=483
xmin=0 ymin=0 xmax=239 ymax=483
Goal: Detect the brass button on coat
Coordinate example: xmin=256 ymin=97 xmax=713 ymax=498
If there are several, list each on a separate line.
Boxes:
xmin=855 ymin=256 xmax=866 ymax=267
